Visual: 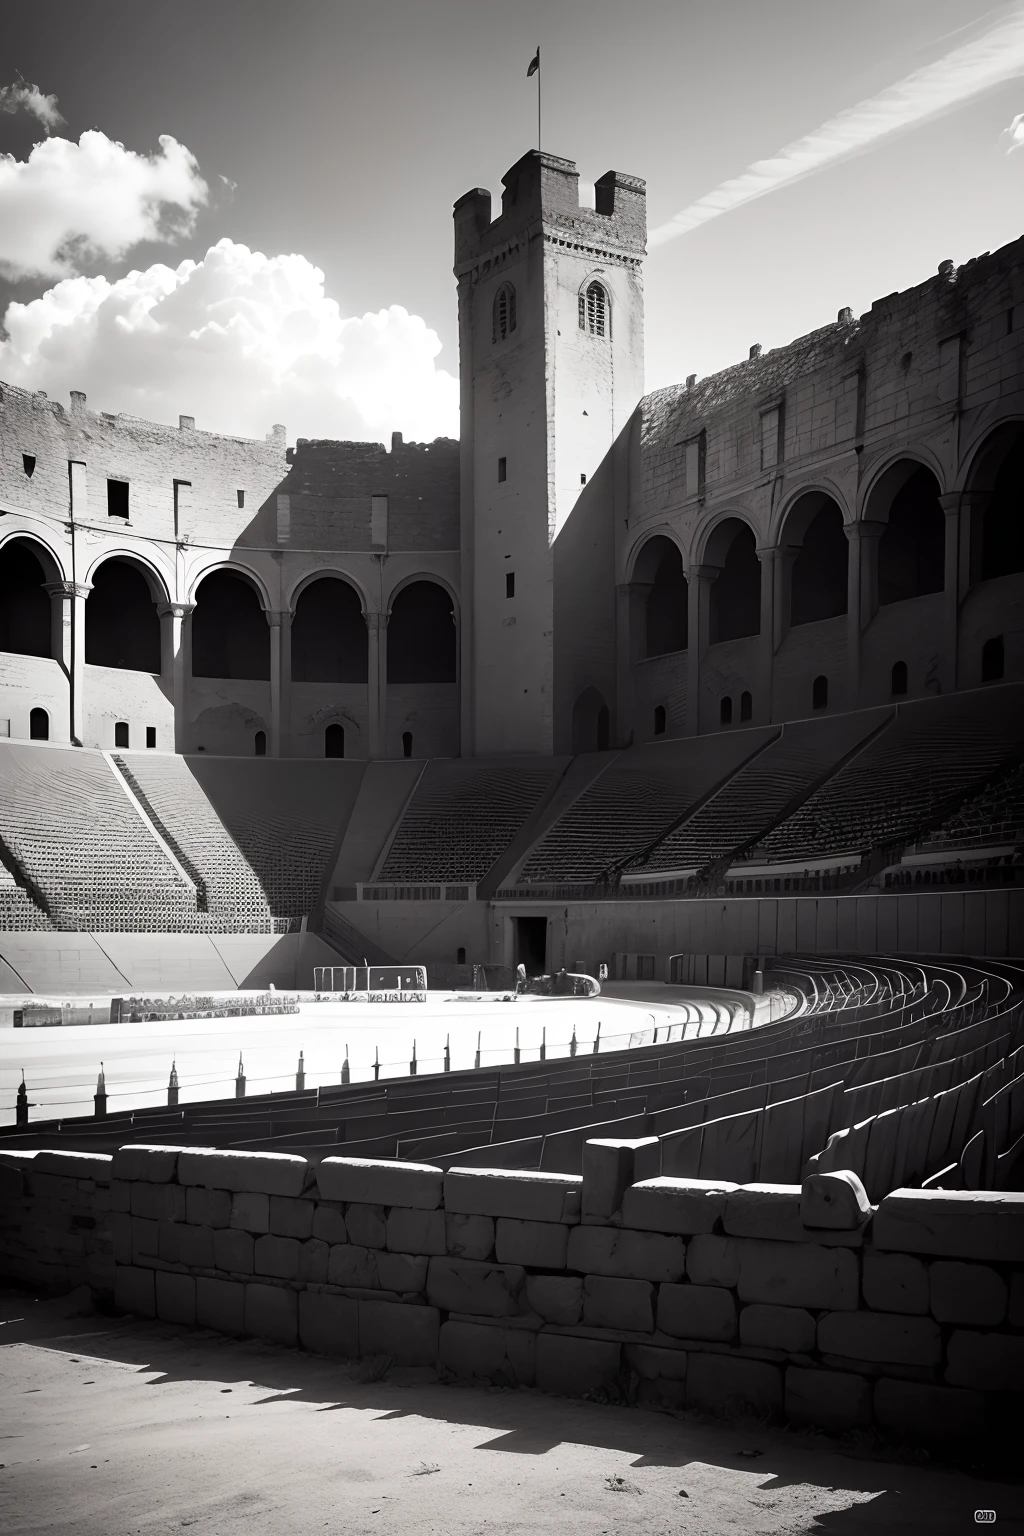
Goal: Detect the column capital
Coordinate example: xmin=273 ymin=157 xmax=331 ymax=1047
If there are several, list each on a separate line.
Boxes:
xmin=266 ymin=608 xmax=293 ymax=629
xmin=686 ymin=562 xmax=720 ymax=583
xmin=938 ymin=491 xmax=986 ymax=516
xmin=616 ymin=579 xmax=654 ymax=598
xmin=365 ymin=609 xmax=390 ymax=631
xmin=44 ymin=580 xmax=91 ymax=600
xmin=157 ymin=601 xmax=195 ymax=620
xmin=843 ymin=518 xmax=887 ymax=543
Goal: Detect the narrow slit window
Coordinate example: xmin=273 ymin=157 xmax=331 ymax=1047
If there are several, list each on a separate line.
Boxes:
xmin=146 ymin=727 xmax=156 ymax=749
xmin=653 ymin=705 xmax=666 ymax=736
xmin=720 ymin=695 xmax=733 ymax=726
xmin=812 ymin=675 xmax=828 ymax=711
xmin=506 ymin=572 xmax=515 ymax=599
xmin=402 ymin=731 xmax=413 ymax=758
xmin=492 ymin=283 xmax=517 ymax=343
xmin=498 ymin=457 xmax=507 ymax=483
xmin=22 ymin=454 xmax=36 ymax=478
xmin=237 ymin=489 xmax=245 ymax=508
xmin=740 ymin=690 xmax=753 ymax=722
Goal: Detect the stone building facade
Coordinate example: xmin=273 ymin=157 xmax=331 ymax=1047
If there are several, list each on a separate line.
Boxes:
xmin=0 ymin=147 xmax=1021 ymax=760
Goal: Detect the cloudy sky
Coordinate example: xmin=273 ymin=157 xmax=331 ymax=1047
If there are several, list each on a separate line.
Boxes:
xmin=1 ymin=0 xmax=1023 ymax=445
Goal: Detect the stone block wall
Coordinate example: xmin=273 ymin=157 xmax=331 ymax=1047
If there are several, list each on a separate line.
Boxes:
xmin=3 ymin=1143 xmax=1022 ymax=1446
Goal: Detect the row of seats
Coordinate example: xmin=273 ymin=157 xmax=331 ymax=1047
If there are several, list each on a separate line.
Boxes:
xmin=918 ymin=760 xmax=1024 ymax=851
xmin=0 ymin=864 xmax=52 ymax=930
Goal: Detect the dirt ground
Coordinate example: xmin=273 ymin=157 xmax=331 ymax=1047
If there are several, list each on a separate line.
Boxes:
xmin=0 ymin=1289 xmax=1019 ymax=1536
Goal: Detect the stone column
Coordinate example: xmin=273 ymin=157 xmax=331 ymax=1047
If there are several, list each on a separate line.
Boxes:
xmin=366 ymin=611 xmax=389 ymax=758
xmin=844 ymin=520 xmax=884 ymax=707
xmin=158 ymin=602 xmax=195 ymax=753
xmin=685 ymin=565 xmax=717 ymax=737
xmin=615 ymin=580 xmax=652 ymax=747
xmin=937 ymin=493 xmax=963 ymax=692
xmin=44 ymin=580 xmax=91 ymax=744
xmin=756 ymin=546 xmax=779 ymax=724
xmin=268 ymin=610 xmax=292 ymax=758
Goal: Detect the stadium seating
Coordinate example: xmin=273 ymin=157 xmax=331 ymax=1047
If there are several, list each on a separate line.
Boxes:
xmin=0 ymin=864 xmax=51 ymax=930
xmin=916 ymin=759 xmax=1024 ymax=852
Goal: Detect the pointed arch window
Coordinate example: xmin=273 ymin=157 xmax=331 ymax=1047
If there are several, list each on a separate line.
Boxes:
xmin=579 ymin=281 xmax=609 ymax=338
xmin=492 ymin=283 xmax=517 ymax=343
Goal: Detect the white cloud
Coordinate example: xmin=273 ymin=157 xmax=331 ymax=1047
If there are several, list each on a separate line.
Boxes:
xmin=0 ymin=130 xmax=208 ymax=279
xmin=0 ymin=238 xmax=459 ymax=444
xmin=0 ymin=79 xmax=64 ymax=133
xmin=1004 ymin=110 xmax=1024 ymax=151
xmin=650 ymin=3 xmax=1024 ymax=247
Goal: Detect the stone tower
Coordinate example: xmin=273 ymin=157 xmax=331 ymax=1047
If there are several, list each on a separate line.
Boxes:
xmin=454 ymin=151 xmax=647 ymax=756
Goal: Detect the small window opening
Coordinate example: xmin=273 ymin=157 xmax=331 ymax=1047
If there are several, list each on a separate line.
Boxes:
xmin=982 ymin=635 xmax=1005 ymax=683
xmin=146 ymin=727 xmax=156 ymax=749
xmin=653 ymin=704 xmax=666 ymax=736
xmin=457 ymin=946 xmax=467 ymax=965
xmin=891 ymin=660 xmax=908 ymax=697
xmin=579 ymin=281 xmax=608 ymax=337
xmin=492 ymin=283 xmax=516 ymax=343
xmin=236 ymin=489 xmax=245 ymax=508
xmin=402 ymin=731 xmax=413 ymax=758
xmin=740 ymin=690 xmax=753 ymax=722
xmin=29 ymin=707 xmax=48 ymax=741
xmin=107 ymin=479 xmax=129 ymax=519
xmin=720 ymin=695 xmax=733 ymax=726
xmin=812 ymin=674 xmax=828 ymax=711
xmin=114 ymin=721 xmax=129 ymax=748
xmin=580 ymin=472 xmax=587 ymax=485
xmin=254 ymin=730 xmax=266 ymax=756
xmin=506 ymin=572 xmax=515 ymax=599
xmin=22 ymin=454 xmax=36 ymax=478
xmin=498 ymin=457 xmax=507 ymax=483
xmin=325 ymin=723 xmax=345 ymax=758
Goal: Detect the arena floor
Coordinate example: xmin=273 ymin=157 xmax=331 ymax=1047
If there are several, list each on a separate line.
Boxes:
xmin=1 ymin=990 xmax=733 ymax=1125
xmin=0 ymin=1290 xmax=1018 ymax=1536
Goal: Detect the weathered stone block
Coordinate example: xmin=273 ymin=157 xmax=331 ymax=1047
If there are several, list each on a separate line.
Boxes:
xmin=186 ymin=1187 xmax=232 ymax=1229
xmin=624 ymin=1342 xmax=687 ymax=1381
xmin=297 ymin=1238 xmax=329 ymax=1285
xmin=176 ymin=1224 xmax=215 ymax=1269
xmin=929 ymin=1261 xmax=1007 ymax=1325
xmin=311 ymin=1203 xmax=347 ymax=1245
xmin=535 ymin=1333 xmax=621 ymax=1396
xmin=874 ymin=1377 xmax=987 ymax=1441
xmin=445 ymin=1212 xmax=494 ymax=1260
xmin=34 ymin=1149 xmax=112 ymax=1182
xmin=360 ymin=1299 xmax=439 ymax=1366
xmin=801 ymin=1170 xmax=872 ymax=1230
xmin=687 ymin=1234 xmax=740 ymax=1287
xmin=785 ymin=1366 xmax=871 ymax=1431
xmin=386 ymin=1206 xmax=446 ymax=1256
xmin=440 ymin=1320 xmax=536 ymax=1384
xmin=229 ymin=1192 xmax=269 ymax=1233
xmin=131 ymin=1182 xmax=186 ymax=1222
xmin=269 ymin=1195 xmax=314 ymax=1240
xmin=158 ymin=1221 xmax=182 ymax=1265
xmin=317 ymin=1157 xmax=442 ymax=1210
xmin=196 ymin=1276 xmax=244 ymax=1334
xmin=873 ymin=1189 xmax=1024 ymax=1261
xmin=862 ymin=1251 xmax=928 ymax=1314
xmin=444 ymin=1168 xmax=582 ymax=1224
xmin=495 ymin=1218 xmax=568 ymax=1269
xmin=740 ymin=1303 xmax=815 ymax=1353
xmin=658 ymin=1283 xmax=736 ymax=1341
xmin=345 ymin=1203 xmax=386 ymax=1249
xmin=109 ymin=1179 xmax=131 ymax=1213
xmin=328 ymin=1244 xmax=379 ymax=1288
xmin=156 ymin=1271 xmax=196 ymax=1326
xmin=685 ymin=1352 xmax=782 ymax=1415
xmin=298 ymin=1289 xmax=359 ymax=1357
xmin=377 ymin=1251 xmax=429 ymax=1294
xmin=115 ymin=1265 xmax=155 ymax=1318
xmin=622 ymin=1176 xmax=736 ymax=1236
xmin=945 ymin=1330 xmax=1024 ymax=1391
xmin=213 ymin=1227 xmax=254 ymax=1275
xmin=111 ymin=1145 xmax=179 ymax=1184
xmin=178 ymin=1149 xmax=309 ymax=1198
xmin=567 ymin=1226 xmax=685 ymax=1282
xmin=583 ymin=1275 xmax=654 ymax=1332
xmin=525 ymin=1274 xmax=583 ymax=1326
xmin=426 ymin=1256 xmax=526 ymax=1317
xmin=736 ymin=1240 xmax=859 ymax=1310
xmin=109 ymin=1211 xmax=132 ymax=1265
xmin=817 ymin=1311 xmax=941 ymax=1367
xmin=244 ymin=1282 xmax=297 ymax=1346
xmin=724 ymin=1185 xmax=865 ymax=1247
xmin=253 ymin=1234 xmax=300 ymax=1280
xmin=130 ymin=1216 xmax=159 ymax=1264
xmin=582 ymin=1138 xmax=660 ymax=1220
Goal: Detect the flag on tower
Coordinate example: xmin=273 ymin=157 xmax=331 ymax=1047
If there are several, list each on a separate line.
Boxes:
xmin=527 ymin=48 xmax=540 ymax=76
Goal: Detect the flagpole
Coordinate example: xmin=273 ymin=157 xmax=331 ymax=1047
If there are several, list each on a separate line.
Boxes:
xmin=537 ymin=45 xmax=541 ymax=151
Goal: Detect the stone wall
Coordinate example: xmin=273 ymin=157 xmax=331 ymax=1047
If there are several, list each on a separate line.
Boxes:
xmin=3 ymin=1142 xmax=1021 ymax=1446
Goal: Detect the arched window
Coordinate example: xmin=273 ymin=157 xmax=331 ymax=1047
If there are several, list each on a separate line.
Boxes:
xmin=85 ymin=560 xmax=161 ymax=672
xmin=192 ymin=571 xmax=269 ymax=680
xmin=579 ymin=281 xmax=609 ymax=338
xmin=812 ymin=675 xmax=828 ymax=711
xmin=877 ymin=467 xmax=944 ymax=604
xmin=979 ymin=428 xmax=1024 ymax=579
xmin=720 ymin=696 xmax=733 ymax=726
xmin=788 ymin=498 xmax=848 ymax=626
xmin=292 ymin=579 xmax=367 ymax=683
xmin=402 ymin=731 xmax=413 ymax=758
xmin=653 ymin=704 xmax=666 ymax=736
xmin=29 ymin=707 xmax=48 ymax=741
xmin=891 ymin=660 xmax=908 ymax=696
xmin=114 ymin=721 xmax=129 ymax=748
xmin=254 ymin=730 xmax=266 ymax=756
xmin=709 ymin=523 xmax=760 ymax=643
xmin=388 ymin=582 xmax=456 ymax=683
xmin=325 ymin=723 xmax=345 ymax=758
xmin=637 ymin=537 xmax=687 ymax=657
xmin=492 ymin=283 xmax=517 ymax=343
xmin=982 ymin=636 xmax=1005 ymax=683
xmin=457 ymin=946 xmax=466 ymax=965
xmin=0 ymin=540 xmax=53 ymax=659
xmin=740 ymin=690 xmax=753 ymax=722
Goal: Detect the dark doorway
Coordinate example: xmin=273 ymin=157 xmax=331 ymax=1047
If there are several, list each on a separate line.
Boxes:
xmin=292 ymin=578 xmax=367 ymax=682
xmin=515 ymin=916 xmax=547 ymax=976
xmin=402 ymin=731 xmax=413 ymax=758
xmin=0 ymin=540 xmax=51 ymax=658
xmin=640 ymin=537 xmax=687 ymax=656
xmin=982 ymin=635 xmax=1005 ymax=683
xmin=388 ymin=582 xmax=456 ymax=682
xmin=114 ymin=721 xmax=129 ymax=748
xmin=980 ymin=428 xmax=1024 ymax=579
xmin=740 ymin=690 xmax=752 ymax=721
xmin=653 ymin=704 xmax=666 ymax=735
xmin=812 ymin=675 xmax=828 ymax=711
xmin=709 ymin=524 xmax=760 ymax=642
xmin=789 ymin=500 xmax=848 ymax=625
xmin=878 ymin=467 xmax=944 ymax=604
xmin=254 ymin=730 xmax=266 ymax=756
xmin=192 ymin=571 xmax=269 ymax=679
xmin=85 ymin=560 xmax=161 ymax=672
xmin=29 ymin=707 xmax=49 ymax=740
xmin=325 ymin=723 xmax=345 ymax=758
xmin=891 ymin=660 xmax=908 ymax=696
xmin=572 ymin=688 xmax=610 ymax=752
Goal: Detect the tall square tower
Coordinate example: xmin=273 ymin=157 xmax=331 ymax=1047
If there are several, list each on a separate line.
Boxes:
xmin=454 ymin=151 xmax=646 ymax=756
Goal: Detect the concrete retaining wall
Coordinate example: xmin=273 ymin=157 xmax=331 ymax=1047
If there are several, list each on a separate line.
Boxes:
xmin=2 ymin=1143 xmax=1021 ymax=1445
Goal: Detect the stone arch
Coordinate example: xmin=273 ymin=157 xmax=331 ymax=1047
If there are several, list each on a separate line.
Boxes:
xmin=0 ymin=534 xmax=63 ymax=658
xmin=191 ymin=567 xmax=270 ymax=680
xmin=864 ymin=460 xmax=945 ymax=605
xmin=186 ymin=558 xmax=273 ymax=613
xmin=82 ymin=547 xmax=170 ymax=605
xmin=700 ymin=516 xmax=760 ymax=644
xmin=387 ymin=578 xmax=457 ymax=683
xmin=630 ymin=533 xmax=687 ymax=656
xmin=962 ymin=420 xmax=1024 ymax=581
xmin=291 ymin=575 xmax=368 ymax=683
xmin=572 ymin=687 xmax=610 ymax=752
xmin=84 ymin=554 xmax=165 ymax=673
xmin=780 ymin=491 xmax=848 ymax=626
